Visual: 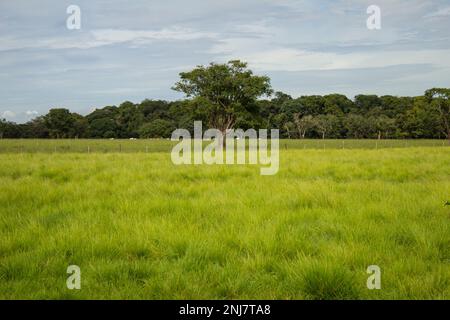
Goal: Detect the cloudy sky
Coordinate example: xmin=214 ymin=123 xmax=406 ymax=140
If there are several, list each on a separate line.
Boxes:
xmin=1 ymin=0 xmax=450 ymax=123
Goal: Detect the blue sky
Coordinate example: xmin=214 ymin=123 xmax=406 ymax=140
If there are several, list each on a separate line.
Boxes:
xmin=1 ymin=0 xmax=450 ymax=123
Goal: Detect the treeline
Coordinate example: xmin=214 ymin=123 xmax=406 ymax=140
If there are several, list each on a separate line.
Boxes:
xmin=0 ymin=90 xmax=448 ymax=139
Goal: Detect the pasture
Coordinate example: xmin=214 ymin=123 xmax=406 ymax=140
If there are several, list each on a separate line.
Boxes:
xmin=0 ymin=140 xmax=449 ymax=299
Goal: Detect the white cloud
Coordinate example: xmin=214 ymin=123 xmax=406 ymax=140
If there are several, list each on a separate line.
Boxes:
xmin=92 ymin=28 xmax=217 ymax=43
xmin=424 ymin=6 xmax=450 ymax=18
xmin=25 ymin=110 xmax=39 ymax=116
xmin=1 ymin=110 xmax=16 ymax=118
xmin=0 ymin=27 xmax=218 ymax=51
xmin=87 ymin=88 xmax=150 ymax=95
xmin=209 ymin=37 xmax=450 ymax=71
xmin=231 ymin=21 xmax=275 ymax=37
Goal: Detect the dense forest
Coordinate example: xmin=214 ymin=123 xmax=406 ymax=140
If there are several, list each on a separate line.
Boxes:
xmin=1 ymin=90 xmax=449 ymax=140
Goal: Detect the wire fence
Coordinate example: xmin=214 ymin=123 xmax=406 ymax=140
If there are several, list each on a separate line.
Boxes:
xmin=0 ymin=139 xmax=448 ymax=154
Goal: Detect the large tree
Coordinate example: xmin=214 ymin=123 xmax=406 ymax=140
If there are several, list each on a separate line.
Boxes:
xmin=313 ymin=114 xmax=340 ymax=139
xmin=0 ymin=118 xmax=19 ymax=138
xmin=116 ymin=101 xmax=144 ymax=138
xmin=373 ymin=115 xmax=397 ymax=139
xmin=44 ymin=108 xmax=75 ymax=138
xmin=139 ymin=119 xmax=175 ymax=138
xmin=425 ymin=88 xmax=450 ymax=140
xmin=87 ymin=106 xmax=119 ymax=138
xmin=344 ymin=114 xmax=376 ymax=139
xmin=293 ymin=114 xmax=315 ymax=139
xmin=172 ymin=60 xmax=272 ymax=134
xmin=22 ymin=116 xmax=49 ymax=138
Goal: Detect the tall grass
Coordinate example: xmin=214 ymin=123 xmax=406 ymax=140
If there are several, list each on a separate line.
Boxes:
xmin=0 ymin=145 xmax=449 ymax=299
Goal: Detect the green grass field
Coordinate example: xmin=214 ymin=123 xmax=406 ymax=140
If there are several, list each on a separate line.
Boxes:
xmin=0 ymin=140 xmax=449 ymax=299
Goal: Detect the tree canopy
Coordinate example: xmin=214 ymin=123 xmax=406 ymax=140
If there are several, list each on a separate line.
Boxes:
xmin=172 ymin=60 xmax=272 ymax=134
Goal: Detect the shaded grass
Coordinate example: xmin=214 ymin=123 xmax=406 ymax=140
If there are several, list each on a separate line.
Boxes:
xmin=0 ymin=146 xmax=449 ymax=299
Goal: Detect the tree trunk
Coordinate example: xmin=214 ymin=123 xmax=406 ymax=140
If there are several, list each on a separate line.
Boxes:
xmin=221 ymin=130 xmax=227 ymax=149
